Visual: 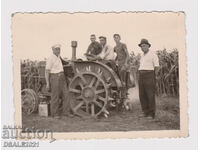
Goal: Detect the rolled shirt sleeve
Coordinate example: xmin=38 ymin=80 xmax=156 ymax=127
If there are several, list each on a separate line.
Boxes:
xmin=45 ymin=55 xmax=64 ymax=73
xmin=45 ymin=57 xmax=53 ymax=70
xmin=153 ymin=53 xmax=159 ymax=67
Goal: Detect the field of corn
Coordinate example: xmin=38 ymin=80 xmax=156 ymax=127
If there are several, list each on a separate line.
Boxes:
xmin=21 ymin=49 xmax=179 ymax=97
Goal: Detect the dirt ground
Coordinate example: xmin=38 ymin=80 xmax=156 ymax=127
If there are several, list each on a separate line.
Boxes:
xmin=22 ymin=88 xmax=180 ymax=132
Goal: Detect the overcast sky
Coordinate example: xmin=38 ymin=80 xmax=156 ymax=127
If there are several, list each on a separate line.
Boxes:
xmin=12 ymin=12 xmax=185 ymax=60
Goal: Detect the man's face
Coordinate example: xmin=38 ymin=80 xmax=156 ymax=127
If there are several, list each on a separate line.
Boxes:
xmin=90 ymin=36 xmax=96 ymax=42
xmin=114 ymin=36 xmax=120 ymax=43
xmin=99 ymin=38 xmax=106 ymax=46
xmin=140 ymin=44 xmax=150 ymax=53
xmin=53 ymin=47 xmax=60 ymax=56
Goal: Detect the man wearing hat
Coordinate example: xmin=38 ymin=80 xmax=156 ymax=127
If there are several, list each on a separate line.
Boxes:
xmin=45 ymin=44 xmax=72 ymax=119
xmin=138 ymin=39 xmax=159 ymax=119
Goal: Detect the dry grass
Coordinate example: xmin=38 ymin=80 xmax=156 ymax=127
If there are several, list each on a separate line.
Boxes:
xmin=22 ymin=95 xmax=180 ymax=132
xmin=154 ymin=96 xmax=180 ymax=129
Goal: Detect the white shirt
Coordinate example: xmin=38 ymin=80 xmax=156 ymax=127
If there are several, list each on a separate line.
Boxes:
xmin=46 ymin=54 xmax=64 ymax=73
xmin=139 ymin=51 xmax=159 ymax=70
xmin=99 ymin=44 xmax=116 ymax=60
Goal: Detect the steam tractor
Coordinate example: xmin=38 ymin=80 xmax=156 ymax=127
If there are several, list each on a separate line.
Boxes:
xmin=21 ymin=41 xmax=133 ymax=118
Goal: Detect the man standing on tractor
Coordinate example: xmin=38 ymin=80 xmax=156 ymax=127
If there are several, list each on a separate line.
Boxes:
xmin=113 ymin=34 xmax=130 ymax=102
xmin=85 ymin=34 xmax=102 ymax=61
xmin=45 ymin=44 xmax=72 ymax=119
xmin=138 ymin=39 xmax=160 ymax=120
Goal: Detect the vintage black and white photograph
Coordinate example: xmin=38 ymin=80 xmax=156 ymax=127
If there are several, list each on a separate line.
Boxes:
xmin=12 ymin=12 xmax=188 ymax=138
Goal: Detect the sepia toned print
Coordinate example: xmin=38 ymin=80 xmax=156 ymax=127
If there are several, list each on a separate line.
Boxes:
xmin=12 ymin=12 xmax=188 ymax=139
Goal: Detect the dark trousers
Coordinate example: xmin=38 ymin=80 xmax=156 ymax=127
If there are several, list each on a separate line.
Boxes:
xmin=50 ymin=73 xmax=70 ymax=117
xmin=138 ymin=70 xmax=156 ymax=117
xmin=118 ymin=65 xmax=128 ymax=99
xmin=100 ymin=60 xmax=118 ymax=74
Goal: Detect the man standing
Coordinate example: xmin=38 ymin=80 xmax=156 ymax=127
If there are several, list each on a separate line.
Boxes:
xmin=138 ymin=39 xmax=159 ymax=119
xmin=85 ymin=34 xmax=102 ymax=60
xmin=45 ymin=44 xmax=71 ymax=119
xmin=113 ymin=34 xmax=130 ymax=101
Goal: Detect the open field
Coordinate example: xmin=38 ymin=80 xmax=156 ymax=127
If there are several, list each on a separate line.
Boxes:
xmin=22 ymin=88 xmax=180 ymax=132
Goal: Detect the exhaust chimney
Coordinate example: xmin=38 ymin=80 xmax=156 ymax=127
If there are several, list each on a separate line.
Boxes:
xmin=71 ymin=41 xmax=77 ymax=61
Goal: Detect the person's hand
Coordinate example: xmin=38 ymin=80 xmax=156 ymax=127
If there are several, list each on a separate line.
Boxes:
xmin=96 ymin=56 xmax=102 ymax=61
xmin=122 ymin=63 xmax=128 ymax=70
xmin=125 ymin=63 xmax=129 ymax=68
xmin=121 ymin=65 xmax=126 ymax=70
xmin=84 ymin=53 xmax=89 ymax=56
xmin=46 ymin=83 xmax=50 ymax=92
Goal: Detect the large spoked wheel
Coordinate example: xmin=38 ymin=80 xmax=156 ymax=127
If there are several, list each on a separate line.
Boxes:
xmin=21 ymin=89 xmax=38 ymax=115
xmin=69 ymin=71 xmax=108 ymax=118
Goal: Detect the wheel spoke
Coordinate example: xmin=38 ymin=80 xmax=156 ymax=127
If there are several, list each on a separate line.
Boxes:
xmin=93 ymin=100 xmax=103 ymax=108
xmin=94 ymin=79 xmax=100 ymax=89
xmin=22 ymin=96 xmax=28 ymax=104
xmin=97 ymin=95 xmax=106 ymax=102
xmin=21 ymin=91 xmax=36 ymax=115
xmin=91 ymin=104 xmax=95 ymax=116
xmin=79 ymin=75 xmax=87 ymax=85
xmin=21 ymin=95 xmax=26 ymax=101
xmin=23 ymin=104 xmax=29 ymax=110
xmin=27 ymin=108 xmax=32 ymax=114
xmin=76 ymin=95 xmax=83 ymax=100
xmin=95 ymin=89 xmax=105 ymax=94
xmin=69 ymin=88 xmax=81 ymax=94
xmin=89 ymin=77 xmax=96 ymax=87
xmin=22 ymin=101 xmax=25 ymax=105
xmin=79 ymin=82 xmax=84 ymax=89
xmin=85 ymin=103 xmax=89 ymax=113
xmin=73 ymin=101 xmax=84 ymax=112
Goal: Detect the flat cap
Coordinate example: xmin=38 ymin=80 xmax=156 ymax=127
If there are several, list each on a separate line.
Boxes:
xmin=52 ymin=44 xmax=61 ymax=49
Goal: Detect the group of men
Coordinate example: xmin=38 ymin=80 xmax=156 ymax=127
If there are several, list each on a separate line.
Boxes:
xmin=45 ymin=34 xmax=159 ymax=120
xmin=85 ymin=34 xmax=130 ymax=100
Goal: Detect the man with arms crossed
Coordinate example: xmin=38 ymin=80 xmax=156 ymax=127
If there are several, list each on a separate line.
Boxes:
xmin=85 ymin=34 xmax=102 ymax=60
xmin=45 ymin=44 xmax=71 ymax=119
xmin=138 ymin=39 xmax=159 ymax=120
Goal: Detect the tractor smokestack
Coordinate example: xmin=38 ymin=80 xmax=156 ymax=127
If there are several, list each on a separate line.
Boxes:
xmin=71 ymin=41 xmax=77 ymax=61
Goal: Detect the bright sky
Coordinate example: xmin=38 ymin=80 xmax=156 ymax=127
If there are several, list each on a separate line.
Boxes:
xmin=12 ymin=12 xmax=185 ymax=60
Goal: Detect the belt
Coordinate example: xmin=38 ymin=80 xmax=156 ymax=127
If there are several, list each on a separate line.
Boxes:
xmin=50 ymin=72 xmax=64 ymax=76
xmin=139 ymin=70 xmax=154 ymax=73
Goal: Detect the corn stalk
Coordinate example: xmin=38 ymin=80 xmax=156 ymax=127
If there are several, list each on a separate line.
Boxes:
xmin=129 ymin=49 xmax=179 ymax=97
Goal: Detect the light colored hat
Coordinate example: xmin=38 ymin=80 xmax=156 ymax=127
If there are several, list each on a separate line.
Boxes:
xmin=52 ymin=44 xmax=61 ymax=49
